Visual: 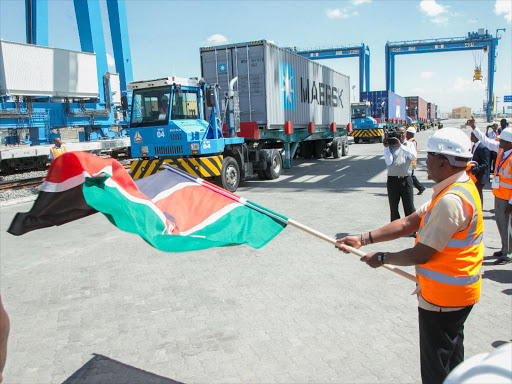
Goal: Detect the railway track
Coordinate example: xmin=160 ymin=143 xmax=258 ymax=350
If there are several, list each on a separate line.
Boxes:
xmin=0 ymin=163 xmax=133 ymax=193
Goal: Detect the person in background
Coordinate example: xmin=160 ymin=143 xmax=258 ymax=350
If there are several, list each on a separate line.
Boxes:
xmin=407 ymin=127 xmax=427 ymax=195
xmin=468 ymin=118 xmax=512 ymax=265
xmin=499 ymin=118 xmax=508 ymax=134
xmin=384 ymin=126 xmax=417 ymax=223
xmin=48 ymin=137 xmax=66 ymax=161
xmin=0 ymin=296 xmax=9 ymax=383
xmin=337 ymin=128 xmax=483 ymax=384
xmin=486 ymin=124 xmax=499 ymax=174
xmin=468 ymin=132 xmax=490 ymax=204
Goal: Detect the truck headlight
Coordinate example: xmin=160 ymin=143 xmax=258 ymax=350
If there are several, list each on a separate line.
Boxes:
xmin=140 ymin=146 xmax=149 ymax=154
xmin=190 ymin=143 xmax=200 ymax=151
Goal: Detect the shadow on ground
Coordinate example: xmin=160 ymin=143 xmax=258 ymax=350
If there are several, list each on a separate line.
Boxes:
xmin=482 ymin=269 xmax=512 ymax=284
xmin=63 ymin=354 xmax=183 ymax=384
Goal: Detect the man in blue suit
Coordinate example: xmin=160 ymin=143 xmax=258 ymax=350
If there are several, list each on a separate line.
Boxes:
xmin=468 ymin=132 xmax=490 ymax=204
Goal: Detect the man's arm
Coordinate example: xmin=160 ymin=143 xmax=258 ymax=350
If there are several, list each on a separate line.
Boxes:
xmin=472 ymin=147 xmax=490 ymax=177
xmin=467 ymin=120 xmax=500 ymax=152
xmin=336 ymin=211 xmax=422 ymax=251
xmin=360 ymin=242 xmax=437 ymax=268
xmin=401 ymin=141 xmax=417 ymax=160
xmin=384 ymin=146 xmax=393 ymax=165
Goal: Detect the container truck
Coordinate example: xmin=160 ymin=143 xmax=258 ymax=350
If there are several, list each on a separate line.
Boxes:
xmin=128 ymin=40 xmax=351 ymax=192
xmin=406 ymin=96 xmax=428 ymax=131
xmin=351 ymin=91 xmax=406 ymax=143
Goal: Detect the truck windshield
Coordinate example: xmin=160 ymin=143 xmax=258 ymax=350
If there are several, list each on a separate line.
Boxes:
xmin=171 ymin=90 xmax=199 ymax=120
xmin=351 ymin=106 xmax=367 ymax=119
xmin=130 ymin=86 xmax=171 ymax=127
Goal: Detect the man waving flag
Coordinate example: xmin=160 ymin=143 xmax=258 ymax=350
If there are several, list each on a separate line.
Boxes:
xmin=8 ymin=152 xmax=288 ymax=252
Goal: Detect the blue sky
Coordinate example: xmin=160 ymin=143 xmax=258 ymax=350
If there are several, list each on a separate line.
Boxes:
xmin=1 ymin=0 xmax=511 ymax=113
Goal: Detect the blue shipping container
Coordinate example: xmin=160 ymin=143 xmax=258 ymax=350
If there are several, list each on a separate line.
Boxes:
xmin=360 ymin=91 xmax=406 ymax=121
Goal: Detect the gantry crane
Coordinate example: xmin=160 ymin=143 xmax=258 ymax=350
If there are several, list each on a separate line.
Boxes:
xmin=385 ymin=29 xmax=505 ymax=122
xmin=295 ymin=44 xmax=370 ymax=96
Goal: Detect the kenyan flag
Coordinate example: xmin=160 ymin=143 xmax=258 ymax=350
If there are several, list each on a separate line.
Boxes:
xmin=8 ymin=152 xmax=288 ymax=252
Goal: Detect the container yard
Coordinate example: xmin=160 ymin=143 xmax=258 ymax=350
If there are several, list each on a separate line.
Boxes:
xmin=1 ymin=1 xmax=511 ymax=383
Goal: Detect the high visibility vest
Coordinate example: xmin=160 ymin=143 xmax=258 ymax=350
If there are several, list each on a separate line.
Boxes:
xmin=50 ymin=145 xmax=66 ymax=160
xmin=408 ymin=138 xmax=417 ymax=168
xmin=415 ymin=179 xmax=483 ymax=307
xmin=466 ymin=163 xmax=477 ymax=184
xmin=493 ymin=148 xmax=512 ymax=201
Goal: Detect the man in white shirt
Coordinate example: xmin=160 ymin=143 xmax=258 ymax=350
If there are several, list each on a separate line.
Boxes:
xmin=384 ymin=126 xmax=417 ymax=223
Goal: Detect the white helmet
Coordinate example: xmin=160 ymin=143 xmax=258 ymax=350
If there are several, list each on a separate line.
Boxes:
xmin=498 ymin=127 xmax=512 ymax=143
xmin=406 ymin=127 xmax=416 ymax=134
xmin=425 ymin=128 xmax=472 ymax=159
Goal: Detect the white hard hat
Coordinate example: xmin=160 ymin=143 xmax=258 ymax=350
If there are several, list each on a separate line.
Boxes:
xmin=498 ymin=127 xmax=512 ymax=143
xmin=425 ymin=127 xmax=472 ymax=159
xmin=406 ymin=127 xmax=416 ymax=134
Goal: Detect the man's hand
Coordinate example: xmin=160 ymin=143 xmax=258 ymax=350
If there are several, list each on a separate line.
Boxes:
xmin=505 ymin=203 xmax=512 ymax=215
xmin=468 ymin=160 xmax=477 ymax=173
xmin=466 ymin=119 xmax=476 ymax=130
xmin=360 ymin=252 xmax=382 ymax=269
xmin=335 ymin=235 xmax=361 ymax=253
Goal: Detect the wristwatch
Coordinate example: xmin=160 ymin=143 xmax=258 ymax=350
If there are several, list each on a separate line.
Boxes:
xmin=377 ymin=252 xmax=387 ymax=265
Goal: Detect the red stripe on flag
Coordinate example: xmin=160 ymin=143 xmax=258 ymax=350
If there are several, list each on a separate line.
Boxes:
xmin=154 ymin=185 xmax=236 ymax=232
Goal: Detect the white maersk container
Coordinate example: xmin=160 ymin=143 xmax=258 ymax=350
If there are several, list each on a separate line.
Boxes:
xmin=0 ymin=40 xmax=99 ymax=98
xmin=200 ymin=40 xmax=350 ymax=130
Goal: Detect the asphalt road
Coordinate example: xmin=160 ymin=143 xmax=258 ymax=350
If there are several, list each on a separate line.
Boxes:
xmin=0 ymin=119 xmax=510 ymax=383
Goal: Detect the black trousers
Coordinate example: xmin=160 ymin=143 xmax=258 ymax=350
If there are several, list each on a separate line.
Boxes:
xmin=418 ymin=306 xmax=473 ymax=384
xmin=387 ymin=176 xmax=415 ymax=222
xmin=412 ymin=170 xmax=425 ymax=192
xmin=475 ymin=182 xmax=484 ymax=206
xmin=490 ymin=151 xmax=497 ymax=174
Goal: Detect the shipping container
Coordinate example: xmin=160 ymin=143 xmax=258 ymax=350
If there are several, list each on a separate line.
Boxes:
xmin=359 ymin=91 xmax=406 ymax=122
xmin=0 ymin=40 xmax=99 ymax=98
xmin=200 ymin=41 xmax=350 ymax=129
xmin=406 ymin=96 xmax=428 ymax=123
xmin=427 ymin=102 xmax=435 ymax=122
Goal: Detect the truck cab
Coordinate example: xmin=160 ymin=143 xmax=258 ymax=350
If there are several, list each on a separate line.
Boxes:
xmin=128 ymin=77 xmax=243 ymax=159
xmin=350 ymin=102 xmax=384 ymax=143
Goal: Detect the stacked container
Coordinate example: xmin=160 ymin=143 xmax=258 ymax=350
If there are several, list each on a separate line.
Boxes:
xmin=359 ymin=91 xmax=406 ymax=123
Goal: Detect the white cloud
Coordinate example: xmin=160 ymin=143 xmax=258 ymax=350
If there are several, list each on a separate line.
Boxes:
xmin=326 ymin=8 xmax=348 ymax=18
xmin=453 ymin=77 xmax=486 ymax=92
xmin=495 ymin=0 xmax=512 ymax=22
xmin=468 ymin=18 xmax=478 ymax=24
xmin=351 ymin=0 xmax=371 ymax=5
xmin=419 ymin=0 xmax=447 ymax=17
xmin=206 ymin=34 xmax=228 ymax=45
xmin=420 ymin=72 xmax=434 ymax=79
xmin=431 ymin=16 xmax=449 ymax=24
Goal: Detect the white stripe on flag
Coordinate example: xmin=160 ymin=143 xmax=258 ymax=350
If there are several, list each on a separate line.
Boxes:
xmin=41 ymin=166 xmax=113 ymax=193
xmin=151 ymin=182 xmax=200 ymax=203
xmin=180 ymin=202 xmax=243 ymax=236
xmin=103 ymin=178 xmax=169 ymax=234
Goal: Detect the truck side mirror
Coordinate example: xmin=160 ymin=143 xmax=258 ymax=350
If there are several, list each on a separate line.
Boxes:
xmin=206 ymin=88 xmax=216 ymax=108
xmin=121 ymin=96 xmax=128 ymax=111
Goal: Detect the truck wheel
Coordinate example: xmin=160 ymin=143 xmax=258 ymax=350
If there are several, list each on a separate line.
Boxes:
xmin=354 ymin=137 xmax=360 ymax=144
xmin=257 ymin=170 xmax=266 ymax=179
xmin=221 ymin=156 xmax=240 ymax=192
xmin=341 ymin=138 xmax=349 ymax=156
xmin=314 ymin=140 xmax=326 ymax=159
xmin=300 ymin=141 xmax=314 ymax=159
xmin=332 ymin=139 xmax=342 ymax=158
xmin=264 ymin=149 xmax=282 ymax=180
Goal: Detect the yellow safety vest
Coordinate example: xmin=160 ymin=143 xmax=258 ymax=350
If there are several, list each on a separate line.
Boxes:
xmin=50 ymin=145 xmax=66 ymax=160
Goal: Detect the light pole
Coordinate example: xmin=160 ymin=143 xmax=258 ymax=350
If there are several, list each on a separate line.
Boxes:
xmin=352 ymin=85 xmax=356 ymax=102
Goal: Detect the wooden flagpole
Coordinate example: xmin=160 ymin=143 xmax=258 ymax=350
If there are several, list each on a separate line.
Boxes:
xmin=287 ymin=219 xmax=419 ymax=284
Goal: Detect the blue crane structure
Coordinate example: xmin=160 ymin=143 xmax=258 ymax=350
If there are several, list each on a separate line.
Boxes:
xmin=295 ymin=44 xmax=370 ymax=95
xmin=1 ymin=0 xmax=133 ymax=149
xmin=385 ymin=29 xmax=505 ymax=123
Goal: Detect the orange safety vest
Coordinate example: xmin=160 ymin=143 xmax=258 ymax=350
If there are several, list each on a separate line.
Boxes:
xmin=408 ymin=138 xmax=418 ymax=168
xmin=50 ymin=145 xmax=66 ymax=160
xmin=415 ymin=179 xmax=483 ymax=307
xmin=466 ymin=163 xmax=477 ymax=184
xmin=493 ymin=148 xmax=512 ymax=201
